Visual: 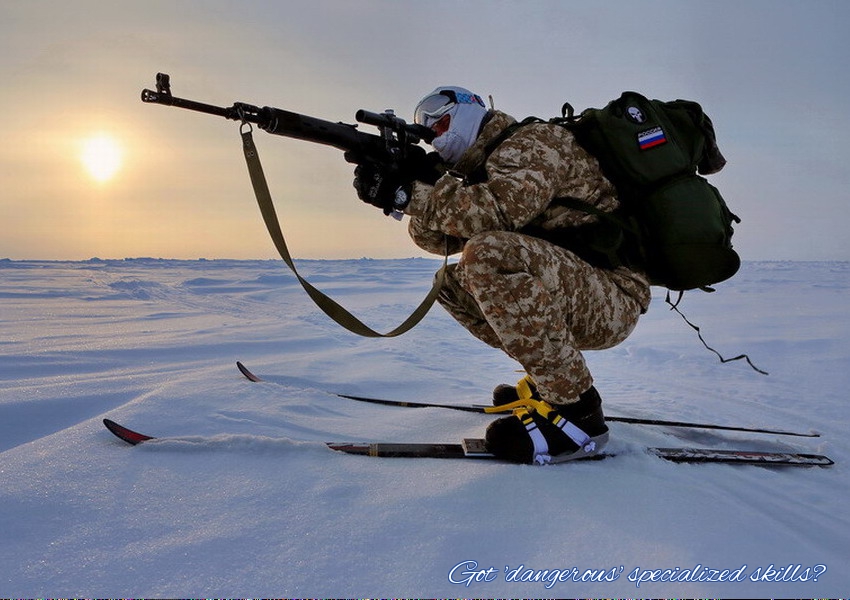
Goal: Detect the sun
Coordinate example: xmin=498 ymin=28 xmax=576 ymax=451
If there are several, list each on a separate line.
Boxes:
xmin=80 ymin=134 xmax=123 ymax=183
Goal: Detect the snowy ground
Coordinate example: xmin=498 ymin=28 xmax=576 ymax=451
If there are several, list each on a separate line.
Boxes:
xmin=1 ymin=257 xmax=847 ymax=597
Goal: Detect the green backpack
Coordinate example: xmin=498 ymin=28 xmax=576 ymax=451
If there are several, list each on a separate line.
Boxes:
xmin=553 ymin=91 xmax=741 ymax=291
xmin=479 ymin=93 xmax=760 ymax=371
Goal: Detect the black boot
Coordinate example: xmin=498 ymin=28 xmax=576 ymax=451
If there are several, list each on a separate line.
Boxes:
xmin=484 ymin=386 xmax=609 ymax=464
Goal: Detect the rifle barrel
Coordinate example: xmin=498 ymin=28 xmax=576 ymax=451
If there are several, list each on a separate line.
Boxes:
xmin=141 ymin=88 xmax=240 ymax=120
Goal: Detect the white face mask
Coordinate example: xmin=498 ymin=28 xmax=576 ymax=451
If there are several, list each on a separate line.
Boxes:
xmin=429 ymin=102 xmax=487 ymax=165
xmin=432 ymin=129 xmax=470 ymax=164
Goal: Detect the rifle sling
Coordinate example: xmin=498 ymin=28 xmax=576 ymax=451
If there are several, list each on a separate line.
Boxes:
xmin=240 ymin=125 xmax=447 ymax=338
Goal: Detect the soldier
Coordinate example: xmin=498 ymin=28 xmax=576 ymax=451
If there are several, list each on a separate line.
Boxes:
xmin=352 ymin=86 xmax=651 ymax=464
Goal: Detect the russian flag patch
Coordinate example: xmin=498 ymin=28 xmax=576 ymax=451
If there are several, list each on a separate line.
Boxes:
xmin=638 ymin=126 xmax=667 ymax=150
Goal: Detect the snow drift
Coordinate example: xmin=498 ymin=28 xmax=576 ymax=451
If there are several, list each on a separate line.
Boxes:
xmin=0 ymin=258 xmax=847 ymax=597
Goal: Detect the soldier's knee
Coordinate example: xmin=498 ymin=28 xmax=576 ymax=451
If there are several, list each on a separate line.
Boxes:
xmin=462 ymin=231 xmax=519 ymax=270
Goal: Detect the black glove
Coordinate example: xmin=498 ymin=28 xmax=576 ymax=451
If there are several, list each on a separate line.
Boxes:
xmin=348 ymin=148 xmax=445 ymax=216
xmin=399 ymin=147 xmax=445 ymax=186
xmin=352 ymin=162 xmax=406 ymax=215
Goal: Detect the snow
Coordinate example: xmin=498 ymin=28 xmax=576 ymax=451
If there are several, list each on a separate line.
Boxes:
xmin=1 ymin=257 xmax=847 ymax=597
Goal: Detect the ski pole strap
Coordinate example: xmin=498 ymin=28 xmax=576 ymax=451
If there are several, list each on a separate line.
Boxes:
xmin=240 ymin=124 xmax=447 ymax=338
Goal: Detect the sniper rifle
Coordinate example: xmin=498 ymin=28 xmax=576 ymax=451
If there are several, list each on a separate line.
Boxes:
xmin=141 ymin=72 xmax=434 ymax=172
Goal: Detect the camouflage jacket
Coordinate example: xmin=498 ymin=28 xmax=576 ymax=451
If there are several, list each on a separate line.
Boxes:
xmin=405 ymin=110 xmax=651 ymax=308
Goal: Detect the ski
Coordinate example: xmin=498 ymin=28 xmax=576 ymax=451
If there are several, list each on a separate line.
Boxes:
xmin=103 ymin=418 xmax=155 ymax=445
xmin=235 ymin=361 xmax=821 ymax=438
xmin=102 ymin=419 xmax=834 ymax=467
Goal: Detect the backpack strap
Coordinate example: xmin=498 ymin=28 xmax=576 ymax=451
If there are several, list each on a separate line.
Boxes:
xmin=545 ymin=196 xmax=643 ymax=270
xmin=665 ymin=290 xmax=769 ymax=375
xmin=483 ymin=116 xmax=546 ymax=155
xmin=464 ymin=116 xmax=545 ymax=185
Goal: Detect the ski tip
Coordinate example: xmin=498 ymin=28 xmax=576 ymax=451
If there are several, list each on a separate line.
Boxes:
xmin=103 ymin=418 xmax=155 ymax=445
xmin=236 ymin=361 xmax=263 ymax=382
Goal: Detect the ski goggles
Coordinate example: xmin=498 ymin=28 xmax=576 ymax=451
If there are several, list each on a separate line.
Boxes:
xmin=413 ymin=90 xmax=486 ymax=126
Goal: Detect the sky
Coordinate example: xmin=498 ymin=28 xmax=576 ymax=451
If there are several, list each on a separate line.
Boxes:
xmin=1 ymin=0 xmax=848 ymax=261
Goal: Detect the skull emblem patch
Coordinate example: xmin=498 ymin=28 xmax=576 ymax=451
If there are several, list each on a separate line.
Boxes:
xmin=626 ymin=106 xmax=646 ymax=124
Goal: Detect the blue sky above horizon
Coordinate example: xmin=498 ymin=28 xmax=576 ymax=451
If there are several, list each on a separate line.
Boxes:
xmin=1 ymin=0 xmax=848 ymax=260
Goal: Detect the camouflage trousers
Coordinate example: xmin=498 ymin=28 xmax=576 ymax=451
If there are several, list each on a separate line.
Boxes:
xmin=438 ymin=231 xmax=646 ymax=404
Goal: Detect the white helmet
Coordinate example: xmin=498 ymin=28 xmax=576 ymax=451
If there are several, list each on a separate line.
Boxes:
xmin=414 ymin=86 xmax=488 ymax=164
